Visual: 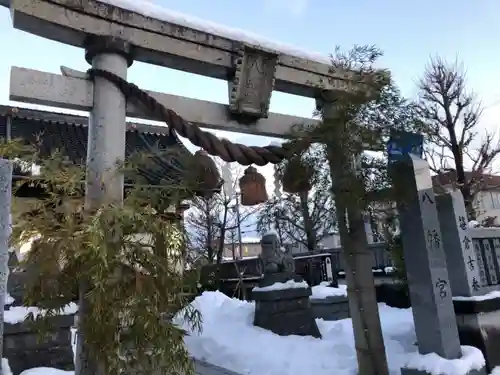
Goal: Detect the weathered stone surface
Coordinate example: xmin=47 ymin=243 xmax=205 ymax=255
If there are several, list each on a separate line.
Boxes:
xmin=259 ymin=232 xmax=295 ymax=275
xmin=390 ymin=155 xmax=461 ymax=360
xmin=228 ymin=45 xmax=278 ymax=119
xmin=253 ymin=286 xmax=321 ymax=338
xmin=254 ymin=296 xmax=321 ymax=338
xmin=455 ymin=302 xmax=500 ymax=373
xmin=4 ymin=315 xmax=75 ymax=375
xmin=252 ymin=232 xmax=321 ymax=338
xmin=9 ymin=0 xmax=366 ymax=98
xmin=310 ymin=295 xmax=350 ymax=321
xmin=436 ymin=191 xmax=484 ymax=297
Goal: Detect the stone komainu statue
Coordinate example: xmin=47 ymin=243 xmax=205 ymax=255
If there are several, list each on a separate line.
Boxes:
xmin=259 ymin=232 xmax=295 ymax=274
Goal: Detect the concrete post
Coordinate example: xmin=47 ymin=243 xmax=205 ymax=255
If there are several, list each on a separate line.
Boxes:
xmin=389 ymin=155 xmax=462 ymax=364
xmin=75 ymin=36 xmax=133 ymax=375
xmin=316 ymin=94 xmax=389 ymax=375
xmin=0 ymin=159 xmax=12 ymax=374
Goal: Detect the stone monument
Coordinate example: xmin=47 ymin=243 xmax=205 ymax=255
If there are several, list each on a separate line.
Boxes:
xmin=252 ymin=231 xmax=321 ymax=338
xmin=438 ymin=190 xmax=500 ymax=372
xmin=390 ymin=154 xmax=486 ymax=375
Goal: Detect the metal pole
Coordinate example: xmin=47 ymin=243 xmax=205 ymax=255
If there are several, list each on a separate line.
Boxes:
xmin=235 ymin=193 xmax=243 ymax=259
xmin=231 ymin=229 xmax=236 ymax=260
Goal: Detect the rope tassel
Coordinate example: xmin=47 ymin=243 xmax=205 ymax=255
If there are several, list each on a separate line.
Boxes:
xmin=239 ymin=166 xmax=268 ymax=206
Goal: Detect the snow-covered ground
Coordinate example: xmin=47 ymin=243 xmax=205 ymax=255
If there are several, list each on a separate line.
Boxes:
xmin=2 ymin=290 xmax=500 ymax=375
xmin=174 ymin=291 xmax=485 ymax=375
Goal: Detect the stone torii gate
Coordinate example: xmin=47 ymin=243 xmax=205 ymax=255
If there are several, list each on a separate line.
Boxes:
xmin=4 ymin=1 xmax=387 ymax=374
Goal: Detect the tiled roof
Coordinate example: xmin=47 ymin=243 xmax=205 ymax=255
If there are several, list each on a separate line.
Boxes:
xmin=0 ymin=105 xmax=191 ymax=187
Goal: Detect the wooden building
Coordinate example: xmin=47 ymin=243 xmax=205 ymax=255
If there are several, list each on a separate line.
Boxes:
xmin=0 ymin=105 xmax=193 ymax=220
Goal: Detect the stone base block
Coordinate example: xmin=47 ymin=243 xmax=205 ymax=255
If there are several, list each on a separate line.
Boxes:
xmin=4 ymin=315 xmax=75 ymax=375
xmin=310 ymin=295 xmax=350 ymax=321
xmin=253 ymin=286 xmax=321 ymax=338
xmin=454 ymin=296 xmax=500 ymax=372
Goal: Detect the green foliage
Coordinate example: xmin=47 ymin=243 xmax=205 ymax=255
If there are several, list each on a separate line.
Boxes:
xmin=387 ymin=233 xmax=406 ymax=283
xmin=282 ymin=45 xmax=421 ymax=375
xmin=11 ymin=147 xmax=201 ymax=375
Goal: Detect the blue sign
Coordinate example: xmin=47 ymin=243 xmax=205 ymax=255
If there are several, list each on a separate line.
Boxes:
xmin=387 ymin=131 xmax=424 ymax=163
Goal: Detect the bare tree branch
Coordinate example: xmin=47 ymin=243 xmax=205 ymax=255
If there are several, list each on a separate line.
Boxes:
xmin=184 ymin=159 xmax=260 ymax=263
xmin=417 ymin=57 xmax=500 ymax=219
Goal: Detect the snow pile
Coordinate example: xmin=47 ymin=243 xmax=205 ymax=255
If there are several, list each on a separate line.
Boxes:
xmin=311 ymin=282 xmax=347 ymax=299
xmin=253 ymin=280 xmax=308 ymax=292
xmin=15 ymin=233 xmax=42 ymax=262
xmin=4 ymin=293 xmax=14 ymax=306
xmin=20 ymin=369 xmax=72 ymax=375
xmin=99 ymin=0 xmax=330 ymax=64
xmin=468 ymin=220 xmax=480 ymax=228
xmin=4 ymin=303 xmax=78 ymax=324
xmin=174 ymin=291 xmax=420 ymax=375
xmin=2 ymin=358 xmax=12 ymax=375
xmin=453 ymin=290 xmax=500 ymax=301
xmin=5 ymin=290 xmax=492 ymax=375
xmin=491 ymin=367 xmax=500 ymax=375
xmin=404 ymin=346 xmax=485 ymax=375
xmin=385 ymin=266 xmax=395 ymax=273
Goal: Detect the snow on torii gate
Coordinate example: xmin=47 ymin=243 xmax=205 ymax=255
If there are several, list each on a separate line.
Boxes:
xmin=4 ymin=0 xmax=384 ymax=198
xmin=4 ymin=1 xmax=388 ymax=373
xmin=5 ymin=0 xmax=379 ymax=139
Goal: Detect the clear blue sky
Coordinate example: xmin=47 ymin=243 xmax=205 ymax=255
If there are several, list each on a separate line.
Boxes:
xmin=1 ymin=0 xmax=499 ymax=239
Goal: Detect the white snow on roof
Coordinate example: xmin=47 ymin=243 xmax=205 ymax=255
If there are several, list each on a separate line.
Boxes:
xmin=99 ymin=0 xmax=331 ymax=64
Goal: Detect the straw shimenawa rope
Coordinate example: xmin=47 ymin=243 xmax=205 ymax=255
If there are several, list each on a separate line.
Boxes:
xmin=87 ymin=69 xmax=309 ymax=166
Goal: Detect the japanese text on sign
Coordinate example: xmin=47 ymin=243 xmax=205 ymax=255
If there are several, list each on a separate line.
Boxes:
xmin=427 ymin=229 xmax=441 ymax=250
xmin=435 ymin=278 xmax=448 ymax=299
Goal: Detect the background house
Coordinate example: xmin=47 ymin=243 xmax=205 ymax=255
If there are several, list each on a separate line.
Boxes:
xmin=432 ymin=170 xmax=500 ymax=223
xmin=222 ymin=237 xmax=262 ymax=259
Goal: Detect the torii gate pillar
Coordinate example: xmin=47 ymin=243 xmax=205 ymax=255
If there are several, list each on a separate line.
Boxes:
xmin=76 ymin=36 xmax=133 ymax=375
xmin=83 ymin=36 xmax=133 ymax=208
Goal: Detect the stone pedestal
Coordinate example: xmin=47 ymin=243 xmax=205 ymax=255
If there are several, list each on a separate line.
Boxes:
xmin=453 ymin=296 xmax=500 ymax=373
xmin=253 ymin=273 xmax=321 ymax=338
xmin=310 ymin=295 xmax=350 ymax=321
xmin=4 ymin=314 xmax=75 ymax=375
